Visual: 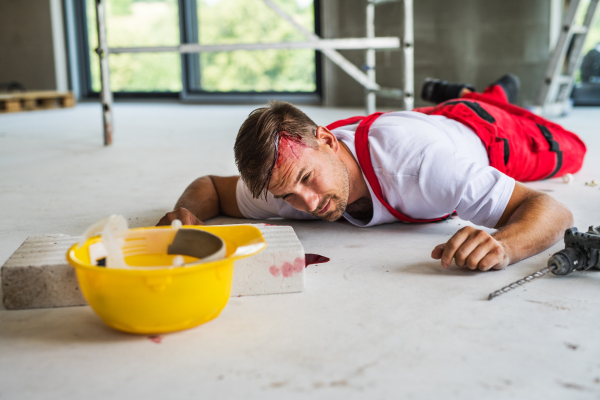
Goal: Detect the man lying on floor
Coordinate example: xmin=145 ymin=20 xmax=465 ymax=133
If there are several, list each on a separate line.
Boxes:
xmin=157 ymin=74 xmax=587 ymax=272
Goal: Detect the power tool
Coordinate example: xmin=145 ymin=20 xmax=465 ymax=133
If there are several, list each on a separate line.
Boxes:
xmin=488 ymin=225 xmax=600 ymax=300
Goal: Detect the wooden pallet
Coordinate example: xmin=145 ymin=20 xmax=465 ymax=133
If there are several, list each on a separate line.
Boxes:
xmin=0 ymin=91 xmax=75 ymax=113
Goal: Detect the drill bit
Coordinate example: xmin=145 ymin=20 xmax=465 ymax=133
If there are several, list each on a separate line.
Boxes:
xmin=488 ymin=266 xmax=556 ymax=301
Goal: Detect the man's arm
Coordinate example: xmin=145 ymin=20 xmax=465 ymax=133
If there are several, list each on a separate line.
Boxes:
xmin=431 ymin=182 xmax=574 ymax=271
xmin=157 ymin=175 xmax=244 ymax=226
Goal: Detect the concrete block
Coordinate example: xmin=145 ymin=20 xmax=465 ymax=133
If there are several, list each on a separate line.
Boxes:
xmin=230 ymin=224 xmax=305 ymax=297
xmin=1 ymin=234 xmax=87 ymax=310
xmin=1 ymin=225 xmax=305 ymax=309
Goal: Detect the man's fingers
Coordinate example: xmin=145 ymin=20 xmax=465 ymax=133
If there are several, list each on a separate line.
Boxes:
xmin=478 ymin=247 xmax=507 ymax=271
xmin=439 ymin=227 xmax=507 ymax=272
xmin=456 ymin=230 xmax=496 ymax=270
xmin=431 ymin=244 xmax=445 ymax=260
xmin=441 ymin=227 xmax=474 ymax=268
xmin=453 ymin=231 xmax=490 ymax=268
xmin=177 ymin=213 xmax=193 ymax=225
xmin=156 ymin=208 xmax=204 ymax=227
xmin=156 ymin=214 xmax=173 ymax=227
xmin=183 ymin=214 xmax=204 ymax=225
xmin=176 ymin=212 xmax=203 ymax=226
xmin=464 ymin=237 xmax=499 ymax=270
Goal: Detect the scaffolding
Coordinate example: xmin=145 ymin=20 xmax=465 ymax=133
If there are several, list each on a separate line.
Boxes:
xmin=94 ymin=0 xmax=413 ymax=145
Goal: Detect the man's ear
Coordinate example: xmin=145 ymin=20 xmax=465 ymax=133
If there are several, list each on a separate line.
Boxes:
xmin=315 ymin=126 xmax=340 ymax=152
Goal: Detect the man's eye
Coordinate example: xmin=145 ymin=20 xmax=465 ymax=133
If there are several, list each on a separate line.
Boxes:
xmin=302 ymin=173 xmax=310 ymax=183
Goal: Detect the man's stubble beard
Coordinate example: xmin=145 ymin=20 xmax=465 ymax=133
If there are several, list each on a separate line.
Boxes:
xmin=310 ymin=154 xmax=350 ymax=222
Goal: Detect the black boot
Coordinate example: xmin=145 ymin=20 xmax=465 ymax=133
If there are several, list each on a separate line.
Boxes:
xmin=492 ymin=74 xmax=520 ymax=104
xmin=421 ymin=79 xmax=476 ymax=104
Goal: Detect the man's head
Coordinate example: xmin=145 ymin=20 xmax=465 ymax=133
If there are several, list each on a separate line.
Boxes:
xmin=234 ymin=101 xmax=350 ymax=221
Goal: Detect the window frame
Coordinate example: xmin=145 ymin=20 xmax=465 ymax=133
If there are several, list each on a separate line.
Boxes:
xmin=71 ymin=0 xmax=322 ymax=103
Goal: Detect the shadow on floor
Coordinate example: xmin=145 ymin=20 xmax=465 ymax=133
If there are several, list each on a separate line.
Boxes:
xmin=399 ymin=261 xmax=488 ymax=277
xmin=0 ymin=306 xmax=156 ymax=344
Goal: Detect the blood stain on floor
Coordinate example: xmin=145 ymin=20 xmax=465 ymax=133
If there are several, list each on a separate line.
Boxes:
xmin=305 ymin=254 xmax=330 ymax=267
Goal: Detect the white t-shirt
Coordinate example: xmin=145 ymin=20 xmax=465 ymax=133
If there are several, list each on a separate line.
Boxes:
xmin=236 ymin=111 xmax=515 ymax=229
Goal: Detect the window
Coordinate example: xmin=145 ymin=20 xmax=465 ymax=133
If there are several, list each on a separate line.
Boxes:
xmin=80 ymin=0 xmax=320 ymax=98
xmin=192 ymin=0 xmax=316 ymax=93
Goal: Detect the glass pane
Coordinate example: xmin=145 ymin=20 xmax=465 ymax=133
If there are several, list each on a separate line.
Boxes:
xmin=105 ymin=53 xmax=182 ymax=91
xmin=193 ymin=0 xmax=316 ymax=92
xmin=86 ymin=0 xmax=181 ymax=92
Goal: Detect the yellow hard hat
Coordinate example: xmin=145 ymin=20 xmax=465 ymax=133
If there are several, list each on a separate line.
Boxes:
xmin=67 ymin=217 xmax=266 ymax=334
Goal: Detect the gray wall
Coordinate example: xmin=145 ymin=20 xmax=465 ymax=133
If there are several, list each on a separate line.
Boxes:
xmin=0 ymin=0 xmax=57 ymax=91
xmin=321 ymin=0 xmax=552 ymax=108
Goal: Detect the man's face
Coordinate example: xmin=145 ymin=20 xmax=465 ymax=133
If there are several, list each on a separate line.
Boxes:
xmin=268 ymin=135 xmax=350 ymax=222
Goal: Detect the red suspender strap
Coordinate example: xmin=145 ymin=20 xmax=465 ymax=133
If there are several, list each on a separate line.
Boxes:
xmin=328 ymin=113 xmax=452 ymax=224
xmin=326 ymin=115 xmax=367 ymax=131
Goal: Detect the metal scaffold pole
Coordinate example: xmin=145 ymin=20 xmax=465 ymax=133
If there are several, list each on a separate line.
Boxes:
xmin=402 ymin=0 xmax=414 ymax=111
xmin=95 ymin=0 xmax=114 ymax=146
xmin=364 ymin=0 xmax=413 ymax=113
xmin=365 ymin=1 xmax=376 ymax=115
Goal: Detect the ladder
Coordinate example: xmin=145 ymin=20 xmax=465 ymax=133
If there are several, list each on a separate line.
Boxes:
xmin=365 ymin=0 xmax=414 ymax=114
xmin=535 ymin=0 xmax=599 ymax=116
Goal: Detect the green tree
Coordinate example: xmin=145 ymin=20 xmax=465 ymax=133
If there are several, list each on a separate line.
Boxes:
xmin=197 ymin=0 xmax=315 ymax=92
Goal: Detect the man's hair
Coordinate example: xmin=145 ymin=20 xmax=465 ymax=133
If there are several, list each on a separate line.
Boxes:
xmin=234 ymin=101 xmax=319 ymax=199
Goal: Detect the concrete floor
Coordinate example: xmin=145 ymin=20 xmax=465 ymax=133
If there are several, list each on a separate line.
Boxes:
xmin=1 ymin=102 xmax=600 ymax=399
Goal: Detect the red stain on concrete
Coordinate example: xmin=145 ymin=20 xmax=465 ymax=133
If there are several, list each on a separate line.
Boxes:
xmin=148 ymin=335 xmax=163 ymax=344
xmin=305 ymin=253 xmax=330 ymax=266
xmin=269 ymin=257 xmax=305 ymax=278
xmin=282 ymin=257 xmax=305 ymax=277
xmin=269 ymin=265 xmax=281 ymax=277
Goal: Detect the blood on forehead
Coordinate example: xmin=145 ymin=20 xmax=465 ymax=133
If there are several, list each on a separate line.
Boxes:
xmin=274 ymin=131 xmax=311 ymax=168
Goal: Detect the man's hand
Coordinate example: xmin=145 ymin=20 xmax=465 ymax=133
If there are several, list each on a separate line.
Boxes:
xmin=156 ymin=176 xmax=243 ymax=226
xmin=431 ymin=226 xmax=509 ymax=271
xmin=156 ymin=207 xmax=204 ymax=226
xmin=431 ymin=183 xmax=573 ymax=272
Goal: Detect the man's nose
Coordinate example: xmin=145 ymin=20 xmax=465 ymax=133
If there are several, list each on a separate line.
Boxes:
xmin=299 ymin=189 xmax=320 ymax=212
